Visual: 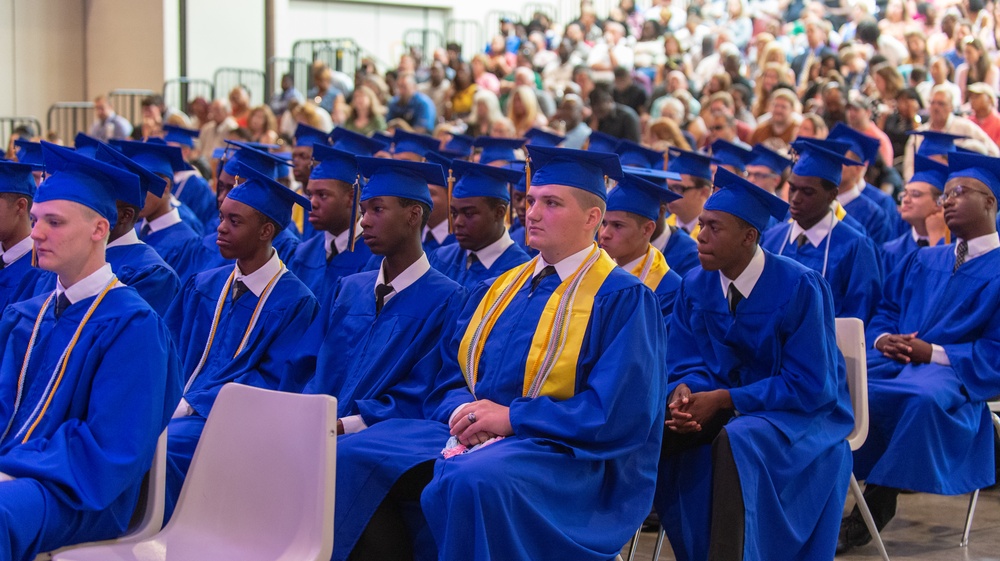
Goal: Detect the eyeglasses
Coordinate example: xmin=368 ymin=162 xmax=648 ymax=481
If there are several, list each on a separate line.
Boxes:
xmin=899 ymin=189 xmax=931 ymax=202
xmin=937 ymin=184 xmax=993 ymax=205
xmin=668 ymin=183 xmax=705 ymax=195
xmin=746 ymin=171 xmax=777 ymax=181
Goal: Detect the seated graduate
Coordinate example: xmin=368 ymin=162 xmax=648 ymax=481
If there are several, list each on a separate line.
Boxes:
xmin=0 ymin=142 xmax=180 ymax=561
xmin=505 ymin=162 xmax=539 ymax=258
xmin=599 ymin=171 xmax=684 ymax=331
xmin=391 ymin=132 xmax=456 ymax=252
xmin=114 ymin=139 xmax=206 ymax=236
xmin=882 ymin=155 xmax=950 ymax=273
xmin=286 ymin=157 xmax=465 ymax=433
xmin=332 ymin=145 xmax=667 ymax=561
xmin=657 ymin=167 xmax=854 ymax=561
xmin=123 ymin=141 xmax=212 ymax=284
xmin=164 ymin=162 xmax=319 ymax=518
xmin=744 ymin=143 xmax=793 ymax=202
xmin=473 ymin=136 xmax=526 ymax=168
xmin=828 ymin=123 xmax=903 ymax=236
xmin=11 ymin=139 xmax=46 ymax=187
xmin=665 ymin=147 xmax=717 ymax=238
xmin=289 ymin=145 xmax=376 ymax=303
xmin=708 ymin=138 xmax=754 ymax=176
xmin=0 ymin=161 xmax=55 ymax=309
xmin=163 ymin=124 xmax=217 ymax=227
xmin=287 ymin=124 xmax=334 ymax=242
xmin=838 ymin=151 xmax=1000 ymax=553
xmin=427 ymin=158 xmax=530 ymax=288
xmin=92 ymin=144 xmax=181 ymax=316
xmin=625 ymin=167 xmax=701 ymax=277
xmin=761 ymin=140 xmax=883 ymax=323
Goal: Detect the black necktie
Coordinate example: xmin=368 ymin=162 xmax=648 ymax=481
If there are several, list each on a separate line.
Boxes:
xmin=375 ymin=283 xmax=394 ymax=314
xmin=327 ymin=241 xmax=339 ymax=263
xmin=232 ymin=280 xmax=249 ymax=303
xmin=424 ymin=231 xmax=435 ymax=244
xmin=727 ymin=283 xmax=744 ymax=315
xmin=140 ymin=223 xmax=152 ymax=238
xmin=466 ymin=253 xmax=479 ymax=270
xmin=917 ymin=238 xmax=930 ymax=248
xmin=54 ymin=293 xmax=71 ymax=318
xmin=954 ymin=240 xmax=969 ymax=272
xmin=796 ymin=234 xmax=809 ymax=248
xmin=530 ymin=266 xmax=557 ymax=292
xmin=0 ymin=258 xmax=5 ymax=270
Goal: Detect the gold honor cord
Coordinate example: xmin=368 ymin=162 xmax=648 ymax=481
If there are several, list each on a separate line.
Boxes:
xmin=182 ymin=262 xmax=286 ymax=394
xmin=3 ymin=277 xmax=119 ymax=444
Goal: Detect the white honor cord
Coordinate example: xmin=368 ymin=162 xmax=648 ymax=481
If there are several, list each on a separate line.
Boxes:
xmin=777 ymin=212 xmax=837 ymax=277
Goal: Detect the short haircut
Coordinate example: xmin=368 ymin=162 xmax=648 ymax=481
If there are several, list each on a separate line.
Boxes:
xmin=252 ymin=209 xmax=281 ymax=241
xmin=0 ymin=192 xmax=32 ymax=209
xmin=570 ymin=189 xmax=606 ymax=236
xmin=732 ymin=214 xmax=760 ymax=243
xmin=398 ymin=197 xmax=432 ymax=228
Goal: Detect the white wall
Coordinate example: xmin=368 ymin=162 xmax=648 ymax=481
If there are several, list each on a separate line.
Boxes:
xmin=184 ymin=0 xmax=267 ymax=99
xmin=85 ymin=0 xmax=166 ymax=97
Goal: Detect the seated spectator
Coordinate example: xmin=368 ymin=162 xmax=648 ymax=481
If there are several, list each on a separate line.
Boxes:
xmin=968 ymin=82 xmax=1000 ymax=145
xmin=419 ymin=60 xmax=452 ymax=123
xmin=196 ymin=99 xmax=238 ymax=160
xmin=551 ymin=93 xmax=592 ymax=149
xmin=89 ymin=95 xmax=133 ymax=142
xmin=614 ymin=67 xmax=649 ymax=115
xmin=307 ymin=65 xmax=344 ymax=115
xmin=883 ymin=88 xmax=923 ymax=167
xmin=647 ymin=116 xmax=692 ymax=151
xmin=749 ymin=89 xmax=802 ymax=146
xmin=387 ymin=73 xmax=437 ymax=134
xmin=507 ymin=85 xmax=548 ymax=137
xmin=343 ymin=85 xmax=387 ymax=136
xmin=955 ymin=37 xmax=999 ymax=104
xmin=471 ymin=53 xmax=501 ymax=96
xmin=247 ymin=105 xmax=279 ymax=146
xmin=467 ymin=89 xmax=504 ymax=138
xmin=269 ymin=72 xmax=305 ymax=117
xmin=444 ymin=63 xmax=476 ymax=121
xmin=589 ymin=85 xmax=641 ymax=142
xmin=588 ymin=21 xmax=635 ymax=82
xmin=229 ymin=86 xmax=251 ymax=128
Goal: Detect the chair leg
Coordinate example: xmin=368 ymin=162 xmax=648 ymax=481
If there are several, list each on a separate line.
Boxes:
xmin=651 ymin=526 xmax=666 ymax=561
xmin=851 ymin=475 xmax=891 ymax=561
xmin=961 ymin=489 xmax=980 ymax=547
xmin=625 ymin=527 xmax=641 ymax=561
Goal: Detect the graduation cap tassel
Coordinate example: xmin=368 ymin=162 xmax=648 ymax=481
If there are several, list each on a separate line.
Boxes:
xmin=348 ymin=175 xmax=360 ymax=253
xmin=446 ymin=168 xmax=455 ymax=234
xmin=31 ymin=246 xmax=38 ymax=268
xmin=523 ymin=158 xmax=532 ymax=246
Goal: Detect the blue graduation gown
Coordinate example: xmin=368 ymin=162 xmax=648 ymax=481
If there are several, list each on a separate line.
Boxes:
xmin=862 ymin=183 xmax=902 ymax=237
xmin=881 ymin=231 xmax=920 ymax=275
xmin=288 ymin=234 xmax=376 ymax=303
xmin=659 ymin=226 xmax=700 ymax=277
xmin=844 ymin=194 xmax=892 ymax=244
xmin=654 ymin=267 xmax=683 ymax=334
xmin=164 ymin=265 xmax=318 ymax=518
xmin=508 ymin=224 xmax=539 ymax=258
xmin=107 ymin=243 xmax=180 ymax=316
xmin=333 ymin=265 xmax=667 ymax=561
xmin=427 ymin=243 xmax=531 ymax=289
xmin=657 ymin=251 xmax=853 ymax=561
xmin=422 ymin=231 xmax=456 ymax=254
xmin=0 ymin=254 xmax=54 ymax=310
xmin=0 ymin=287 xmax=181 ymax=561
xmin=761 ymin=220 xmax=882 ymax=323
xmin=174 ymin=173 xmax=217 ymax=227
xmin=856 ymin=245 xmax=1000 ymax=494
xmin=143 ymin=222 xmax=211 ymax=285
xmin=173 ymin=199 xmax=204 ymax=236
xmin=288 ymin=267 xmax=465 ymax=422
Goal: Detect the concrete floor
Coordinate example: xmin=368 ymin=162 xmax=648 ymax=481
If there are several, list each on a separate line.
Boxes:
xmin=623 ymin=487 xmax=1000 ymax=560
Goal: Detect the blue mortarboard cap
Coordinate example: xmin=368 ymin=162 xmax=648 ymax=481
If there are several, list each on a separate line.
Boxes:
xmin=474 ymin=136 xmax=526 ymax=165
xmin=227 ymin=161 xmax=311 ymax=230
xmin=310 ymin=144 xmax=360 ymax=184
xmin=94 ymin=143 xmax=167 ymax=203
xmin=222 ymin=141 xmax=290 ymax=180
xmin=74 ymin=133 xmax=102 ymax=158
xmin=36 ymin=141 xmax=141 ymax=224
xmin=163 ymin=124 xmax=200 ymax=148
xmin=909 ymin=130 xmax=966 ymax=157
xmin=425 ymin=151 xmax=454 ymax=180
xmin=451 ymin=160 xmax=522 ymax=202
xmin=617 ymin=140 xmax=665 ymax=169
xmin=112 ymin=139 xmax=188 ymax=178
xmin=0 ymin=160 xmax=39 ymax=198
xmin=606 ymin=172 xmax=682 ymax=221
xmin=295 ymin=123 xmax=330 ymax=148
xmin=586 ymin=131 xmax=620 ymax=153
xmin=525 ymin=128 xmax=565 ymax=148
xmin=212 ymin=147 xmax=229 ymax=160
xmin=946 ymin=151 xmax=1000 ymax=199
xmin=527 ymin=146 xmax=624 ymax=201
xmin=371 ymin=131 xmax=394 ymax=148
xmin=392 ymin=130 xmax=441 ymax=158
xmin=709 ymin=140 xmax=753 ymax=172
xmin=827 ymin=123 xmax=880 ymax=164
xmin=440 ymin=134 xmax=475 ymax=158
xmin=667 ymin=147 xmax=716 ymax=180
xmin=621 ymin=165 xmax=682 ymax=187
xmin=507 ymin=161 xmax=528 ymax=193
xmin=356 ymin=157 xmax=446 ymax=208
xmin=747 ymin=144 xmax=793 ymax=174
xmin=790 ymin=139 xmax=862 ymax=186
xmin=705 ymin=167 xmax=790 ymax=233
xmin=14 ymin=140 xmax=44 ymax=167
xmin=909 ymin=155 xmax=949 ymax=191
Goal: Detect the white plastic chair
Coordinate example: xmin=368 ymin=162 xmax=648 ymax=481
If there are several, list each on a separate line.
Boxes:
xmin=959 ymin=400 xmax=1000 ymax=546
xmin=53 ymin=384 xmax=338 ymax=561
xmin=34 ymin=429 xmax=167 ymax=561
xmin=837 ymin=316 xmax=891 ymax=561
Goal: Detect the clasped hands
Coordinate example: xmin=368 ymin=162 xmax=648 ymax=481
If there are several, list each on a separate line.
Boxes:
xmin=876 ymin=332 xmax=932 ymax=364
xmin=665 ymin=384 xmax=732 ymax=434
xmin=449 ymin=399 xmax=514 ymax=447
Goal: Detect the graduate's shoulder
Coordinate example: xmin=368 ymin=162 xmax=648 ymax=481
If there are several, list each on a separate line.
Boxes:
xmin=764 ymin=251 xmax=832 ymax=298
xmin=272 ymin=268 xmax=321 ymax=304
xmin=596 ymin=264 xmax=651 ymax=297
xmin=409 ymin=266 xmax=465 ymax=305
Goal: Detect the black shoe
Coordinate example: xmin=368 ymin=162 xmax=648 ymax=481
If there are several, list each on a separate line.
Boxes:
xmin=641 ymin=510 xmax=660 ymax=532
xmin=836 ymin=514 xmax=873 ymax=554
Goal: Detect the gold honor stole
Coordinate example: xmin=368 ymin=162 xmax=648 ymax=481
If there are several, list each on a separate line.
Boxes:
xmin=666 ymin=214 xmax=700 ymax=238
xmin=458 ymin=243 xmax=617 ymax=400
xmin=630 ymin=245 xmax=670 ymax=291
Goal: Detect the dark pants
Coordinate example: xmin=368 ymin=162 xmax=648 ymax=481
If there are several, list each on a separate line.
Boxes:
xmin=662 ymin=410 xmax=745 ymax=561
xmin=350 ymin=460 xmax=435 ymax=561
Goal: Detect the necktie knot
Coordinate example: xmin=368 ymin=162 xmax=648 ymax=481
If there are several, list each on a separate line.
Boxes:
xmin=917 ymin=238 xmax=930 ymax=248
xmin=530 ymin=265 xmax=557 ymax=292
xmin=54 ymin=293 xmax=71 ymax=318
xmin=232 ymin=280 xmax=249 ymax=303
xmin=0 ymin=257 xmax=6 ymax=271
xmin=424 ymin=231 xmax=435 ymax=244
xmin=954 ymin=240 xmax=969 ymax=272
xmin=727 ymin=283 xmax=744 ymax=315
xmin=796 ymin=233 xmax=809 ymax=248
xmin=466 ymin=253 xmax=480 ymax=270
xmin=375 ymin=283 xmax=394 ymax=313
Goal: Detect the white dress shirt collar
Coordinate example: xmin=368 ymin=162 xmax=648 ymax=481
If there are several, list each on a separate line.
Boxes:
xmin=957 ymin=232 xmax=1000 ymax=262
xmin=374 ymin=253 xmax=431 ymax=304
xmin=469 ymin=230 xmax=514 ymax=270
xmin=837 ymin=181 xmax=863 ymax=206
xmin=651 ymin=226 xmax=672 ymax=251
xmin=533 ymin=243 xmax=596 ymax=280
xmin=56 ymin=263 xmax=116 ymax=304
xmin=423 ymin=220 xmax=450 ymax=245
xmin=719 ymin=245 xmax=765 ymax=301
xmin=234 ymin=249 xmax=282 ymax=298
xmin=790 ymin=210 xmax=837 ymax=247
xmin=1 ymin=235 xmax=33 ymax=266
xmin=107 ymin=228 xmax=141 ymax=248
xmin=143 ymin=209 xmax=182 ymax=234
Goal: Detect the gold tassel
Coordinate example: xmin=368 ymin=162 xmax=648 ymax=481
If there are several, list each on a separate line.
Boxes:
xmin=348 ymin=174 xmax=360 ymax=252
xmin=446 ymin=168 xmax=455 ymax=234
xmin=524 ymin=158 xmax=532 ymax=246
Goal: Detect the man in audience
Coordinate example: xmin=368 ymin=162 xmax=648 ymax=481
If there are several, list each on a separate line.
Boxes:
xmin=88 ymin=95 xmax=133 ymax=142
xmin=882 ymin=156 xmax=949 ymax=273
xmin=968 ymin=82 xmax=1000 ymax=147
xmin=902 ymin=86 xmax=999 ymax=180
xmin=196 ymin=99 xmax=238 ymax=160
xmin=388 ymin=73 xmax=437 ymax=134
xmin=838 ymin=151 xmax=1000 ymax=553
xmin=552 ymin=93 xmax=592 ymax=150
xmin=658 ymin=166 xmax=853 ymax=561
xmin=589 ymin=85 xmax=641 ymax=142
xmin=0 ymin=142 xmax=180 ymax=561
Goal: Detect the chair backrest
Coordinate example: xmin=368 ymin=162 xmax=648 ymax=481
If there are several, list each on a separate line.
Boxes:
xmin=126 ymin=429 xmax=167 ymax=540
xmin=167 ymin=384 xmax=338 ymax=560
xmin=835 ymin=317 xmax=869 ymax=452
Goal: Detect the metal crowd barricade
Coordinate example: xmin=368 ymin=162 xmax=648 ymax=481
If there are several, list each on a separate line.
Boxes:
xmin=267 ymin=56 xmax=311 ymax=105
xmin=213 ymin=68 xmax=267 ymax=106
xmin=403 ymin=28 xmax=445 ymax=61
xmin=445 ymin=19 xmax=483 ymax=61
xmin=108 ymin=89 xmax=157 ymax=127
xmin=47 ymin=102 xmax=95 ymax=146
xmin=523 ymin=3 xmax=559 ymax=24
xmin=0 ymin=116 xmax=43 ymax=155
xmin=163 ymin=78 xmax=215 ymax=114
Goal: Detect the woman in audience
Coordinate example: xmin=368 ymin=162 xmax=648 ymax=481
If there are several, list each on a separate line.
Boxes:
xmin=507 ymin=85 xmax=547 ymax=137
xmin=343 ymin=85 xmax=386 ymax=135
xmin=471 ymin=53 xmax=501 ymax=96
xmin=646 ymin=117 xmax=692 ymax=151
xmin=956 ymin=36 xmax=1000 ymax=102
xmin=445 ymin=63 xmax=477 ymax=121
xmin=467 ymin=89 xmax=504 ymax=137
xmin=246 ymin=105 xmax=278 ymax=145
xmin=795 ymin=112 xmax=828 ymax=140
